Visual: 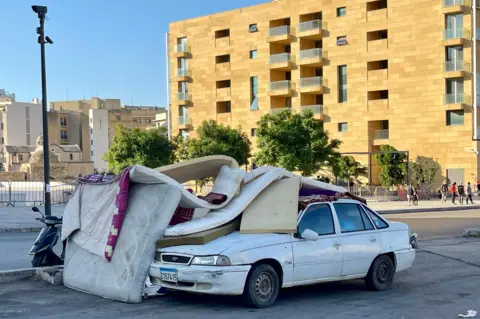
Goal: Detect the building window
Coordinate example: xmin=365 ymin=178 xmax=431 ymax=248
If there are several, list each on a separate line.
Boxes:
xmin=251 ymin=128 xmax=257 ymax=137
xmin=91 ymin=140 xmax=93 ymax=145
xmin=69 ymin=154 xmax=73 ymax=160
xmin=446 ymin=110 xmax=464 ymax=126
xmin=116 ymin=115 xmax=121 ymax=121
xmin=338 ymin=122 xmax=348 ymax=132
xmin=338 ymin=65 xmax=347 ymax=103
xmin=250 ymin=76 xmax=259 ymax=111
xmin=337 ymin=7 xmax=347 ymax=17
xmin=215 ymin=29 xmax=230 ymax=39
xmin=336 ymin=36 xmax=347 ymax=46
xmin=60 ymin=117 xmax=67 ymax=127
xmin=180 ymin=129 xmax=189 ymax=139
xmin=60 ymin=130 xmax=68 ymax=140
xmin=18 ymin=154 xmax=23 ymax=161
xmin=250 ymin=50 xmax=258 ymax=59
xmin=1 ymin=123 xmax=3 ymax=130
xmin=249 ymin=24 xmax=258 ymax=33
xmin=1 ymin=137 xmax=4 ymax=144
xmin=91 ymin=150 xmax=94 ymax=157
xmin=217 ymin=101 xmax=231 ymax=113
xmin=215 ymin=54 xmax=230 ymax=64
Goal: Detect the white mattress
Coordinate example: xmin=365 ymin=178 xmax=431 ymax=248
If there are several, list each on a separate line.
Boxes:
xmin=63 ymin=183 xmax=181 ymax=303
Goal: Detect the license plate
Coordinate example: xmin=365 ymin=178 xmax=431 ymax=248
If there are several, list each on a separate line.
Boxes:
xmin=159 ymin=267 xmax=178 ymax=283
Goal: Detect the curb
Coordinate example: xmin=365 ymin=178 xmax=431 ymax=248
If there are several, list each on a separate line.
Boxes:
xmin=0 ymin=227 xmax=43 ymax=233
xmin=377 ymin=204 xmax=480 ymax=215
xmin=0 ymin=266 xmax=62 ymax=284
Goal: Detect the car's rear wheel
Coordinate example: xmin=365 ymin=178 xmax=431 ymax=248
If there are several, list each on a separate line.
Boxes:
xmin=243 ymin=264 xmax=280 ymax=308
xmin=365 ymin=255 xmax=395 ymax=291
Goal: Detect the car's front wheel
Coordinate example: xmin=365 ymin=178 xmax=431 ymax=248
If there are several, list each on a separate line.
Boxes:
xmin=365 ymin=255 xmax=395 ymax=291
xmin=243 ymin=264 xmax=280 ymax=308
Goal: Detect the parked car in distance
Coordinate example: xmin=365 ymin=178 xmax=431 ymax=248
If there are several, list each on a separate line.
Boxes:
xmin=149 ymin=199 xmax=416 ymax=308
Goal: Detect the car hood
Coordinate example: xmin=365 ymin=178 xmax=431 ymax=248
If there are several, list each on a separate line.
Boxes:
xmin=160 ymin=231 xmax=291 ymax=256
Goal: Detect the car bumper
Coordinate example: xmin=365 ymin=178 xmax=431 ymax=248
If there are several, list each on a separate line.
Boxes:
xmin=395 ymin=248 xmax=416 ymax=272
xmin=149 ymin=261 xmax=251 ymax=296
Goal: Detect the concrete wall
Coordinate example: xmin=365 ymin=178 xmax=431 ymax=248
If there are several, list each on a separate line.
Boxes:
xmin=4 ymin=102 xmax=42 ymax=146
xmin=0 ymin=171 xmax=27 ymax=181
xmin=89 ymin=109 xmax=110 ymax=171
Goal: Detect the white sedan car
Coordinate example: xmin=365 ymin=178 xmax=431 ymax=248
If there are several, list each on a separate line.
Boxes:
xmin=149 ymin=199 xmax=416 ymax=308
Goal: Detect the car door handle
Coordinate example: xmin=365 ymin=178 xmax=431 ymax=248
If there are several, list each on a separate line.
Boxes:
xmin=333 ymin=242 xmax=341 ymax=249
xmin=369 ymin=238 xmax=377 ymax=243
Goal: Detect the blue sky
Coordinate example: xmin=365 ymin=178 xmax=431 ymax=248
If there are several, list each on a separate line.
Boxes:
xmin=1 ymin=0 xmax=265 ymax=107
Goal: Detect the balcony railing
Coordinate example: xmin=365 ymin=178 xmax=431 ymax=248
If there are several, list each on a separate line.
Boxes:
xmin=177 ymin=68 xmax=190 ymax=77
xmin=444 ymin=28 xmax=469 ymax=40
xmin=177 ymin=92 xmax=190 ymax=101
xmin=299 ymin=76 xmax=324 ymax=88
xmin=443 ymin=0 xmax=469 ymax=6
xmin=178 ymin=116 xmax=191 ymax=125
xmin=374 ymin=129 xmax=389 ymax=140
xmin=298 ymin=20 xmax=322 ymax=33
xmin=299 ymin=48 xmax=322 ymax=60
xmin=174 ymin=43 xmax=188 ymax=53
xmin=269 ymin=80 xmax=291 ymax=91
xmin=444 ymin=93 xmax=468 ymax=104
xmin=270 ymin=107 xmax=292 ymax=114
xmin=444 ymin=60 xmax=468 ymax=72
xmin=269 ymin=53 xmax=291 ymax=64
xmin=268 ymin=25 xmax=290 ymax=37
xmin=300 ymin=105 xmax=323 ymax=114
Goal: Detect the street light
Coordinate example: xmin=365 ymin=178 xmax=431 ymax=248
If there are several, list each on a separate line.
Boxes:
xmin=32 ymin=5 xmax=53 ymax=216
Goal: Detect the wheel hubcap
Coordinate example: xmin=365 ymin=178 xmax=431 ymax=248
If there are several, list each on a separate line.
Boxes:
xmin=255 ymin=273 xmax=273 ymax=301
xmin=376 ymin=262 xmax=389 ymax=284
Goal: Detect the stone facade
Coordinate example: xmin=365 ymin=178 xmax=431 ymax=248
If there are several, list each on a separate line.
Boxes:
xmin=168 ymin=0 xmax=480 ymax=185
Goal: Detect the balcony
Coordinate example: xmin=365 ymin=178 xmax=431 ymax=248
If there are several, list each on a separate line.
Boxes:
xmin=443 ymin=28 xmax=470 ymax=46
xmin=216 ymin=87 xmax=231 ymax=101
xmin=174 ymin=43 xmax=189 ymax=58
xmin=173 ymin=68 xmax=191 ymax=82
xmin=367 ymin=39 xmax=388 ymax=52
xmin=297 ymin=48 xmax=324 ymax=67
xmin=300 ymin=105 xmax=324 ymax=120
xmin=269 ymin=53 xmax=293 ymax=70
xmin=216 ymin=62 xmax=231 ymax=77
xmin=444 ymin=93 xmax=471 ymax=108
xmin=267 ymin=26 xmax=292 ymax=44
xmin=215 ymin=37 xmax=230 ymax=48
xmin=178 ymin=116 xmax=192 ymax=129
xmin=176 ymin=92 xmax=191 ymax=104
xmin=444 ymin=60 xmax=470 ymax=78
xmin=367 ymin=8 xmax=387 ymax=22
xmin=297 ymin=20 xmax=325 ymax=40
xmin=442 ymin=0 xmax=470 ymax=14
xmin=368 ymin=69 xmax=388 ymax=88
xmin=269 ymin=107 xmax=292 ymax=115
xmin=298 ymin=77 xmax=326 ymax=94
xmin=268 ymin=80 xmax=293 ymax=96
xmin=368 ymin=99 xmax=389 ymax=111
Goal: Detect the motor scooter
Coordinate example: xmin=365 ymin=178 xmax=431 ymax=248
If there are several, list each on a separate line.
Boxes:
xmin=29 ymin=206 xmax=65 ymax=267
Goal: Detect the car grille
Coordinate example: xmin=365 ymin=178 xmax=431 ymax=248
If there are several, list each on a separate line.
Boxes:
xmin=161 ymin=254 xmax=191 ymax=264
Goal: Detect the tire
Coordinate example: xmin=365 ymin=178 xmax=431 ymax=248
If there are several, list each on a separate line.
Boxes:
xmin=32 ymin=253 xmax=45 ymax=268
xmin=243 ymin=264 xmax=280 ymax=308
xmin=365 ymin=255 xmax=395 ymax=291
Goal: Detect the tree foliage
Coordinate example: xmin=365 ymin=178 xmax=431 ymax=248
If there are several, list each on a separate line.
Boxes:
xmin=333 ymin=156 xmax=368 ymax=182
xmin=103 ymin=125 xmax=174 ymax=174
xmin=374 ymin=145 xmax=407 ymax=186
xmin=175 ymin=120 xmax=251 ymax=166
xmin=410 ymin=156 xmax=440 ymax=186
xmin=254 ymin=110 xmax=341 ymax=176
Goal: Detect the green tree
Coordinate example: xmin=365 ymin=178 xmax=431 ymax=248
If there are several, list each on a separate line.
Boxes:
xmin=374 ymin=145 xmax=407 ymax=186
xmin=333 ymin=156 xmax=368 ymax=182
xmin=103 ymin=125 xmax=174 ymax=174
xmin=254 ymin=110 xmax=341 ymax=176
xmin=175 ymin=120 xmax=251 ymax=166
xmin=410 ymin=156 xmax=440 ymax=186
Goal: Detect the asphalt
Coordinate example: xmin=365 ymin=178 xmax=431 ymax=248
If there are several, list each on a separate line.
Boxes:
xmin=0 ymin=238 xmax=479 ymax=319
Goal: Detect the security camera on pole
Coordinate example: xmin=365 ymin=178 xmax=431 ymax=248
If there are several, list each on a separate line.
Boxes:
xmin=32 ymin=5 xmax=53 ymax=216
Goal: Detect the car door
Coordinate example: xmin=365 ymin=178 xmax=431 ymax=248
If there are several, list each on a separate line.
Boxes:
xmin=292 ymin=203 xmax=343 ymax=284
xmin=332 ymin=202 xmax=381 ymax=277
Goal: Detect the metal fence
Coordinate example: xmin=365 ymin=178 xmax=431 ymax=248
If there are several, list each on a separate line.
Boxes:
xmin=0 ymin=181 xmax=76 ymax=207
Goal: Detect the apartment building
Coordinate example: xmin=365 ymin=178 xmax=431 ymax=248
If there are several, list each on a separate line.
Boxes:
xmin=50 ymin=97 xmax=122 ymax=114
xmin=168 ymin=0 xmax=480 ymax=184
xmin=0 ymin=101 xmax=42 ymax=149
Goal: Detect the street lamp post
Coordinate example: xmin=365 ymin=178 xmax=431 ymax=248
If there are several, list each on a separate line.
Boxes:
xmin=32 ymin=5 xmax=53 ymax=216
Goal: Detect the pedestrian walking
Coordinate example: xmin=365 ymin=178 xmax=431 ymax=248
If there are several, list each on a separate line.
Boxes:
xmin=467 ymin=182 xmax=475 ymax=204
xmin=450 ymin=182 xmax=457 ymax=204
xmin=440 ymin=181 xmax=448 ymax=203
xmin=412 ymin=187 xmax=419 ymax=206
xmin=458 ymin=182 xmax=465 ymax=204
xmin=407 ymin=184 xmax=414 ymax=206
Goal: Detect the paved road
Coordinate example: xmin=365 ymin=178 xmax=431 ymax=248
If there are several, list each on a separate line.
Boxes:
xmin=1 ymin=238 xmax=479 ymax=318
xmin=1 ymin=210 xmax=479 ymax=270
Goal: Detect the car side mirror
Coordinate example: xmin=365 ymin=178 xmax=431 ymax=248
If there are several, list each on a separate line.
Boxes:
xmin=301 ymin=229 xmax=319 ymax=241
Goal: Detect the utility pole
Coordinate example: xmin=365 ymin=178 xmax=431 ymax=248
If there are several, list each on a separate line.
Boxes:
xmin=32 ymin=5 xmax=53 ymax=216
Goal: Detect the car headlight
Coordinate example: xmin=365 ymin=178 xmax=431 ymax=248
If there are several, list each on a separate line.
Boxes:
xmin=154 ymin=251 xmax=162 ymax=262
xmin=191 ymin=255 xmax=231 ymax=266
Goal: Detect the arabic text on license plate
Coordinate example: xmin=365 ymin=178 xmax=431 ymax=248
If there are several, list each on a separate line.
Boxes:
xmin=159 ymin=268 xmax=178 ymax=283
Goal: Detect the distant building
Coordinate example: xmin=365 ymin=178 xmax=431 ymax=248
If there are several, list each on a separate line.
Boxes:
xmin=49 ymin=97 xmax=122 ymax=114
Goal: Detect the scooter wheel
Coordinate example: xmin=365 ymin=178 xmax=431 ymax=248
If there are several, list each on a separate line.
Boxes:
xmin=32 ymin=254 xmax=44 ymax=267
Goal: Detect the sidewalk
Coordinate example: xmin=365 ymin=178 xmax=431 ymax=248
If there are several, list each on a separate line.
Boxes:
xmin=369 ymin=198 xmax=480 ymax=214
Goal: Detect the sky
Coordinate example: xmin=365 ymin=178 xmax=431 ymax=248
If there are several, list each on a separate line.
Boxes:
xmin=1 ymin=0 xmax=265 ymax=107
